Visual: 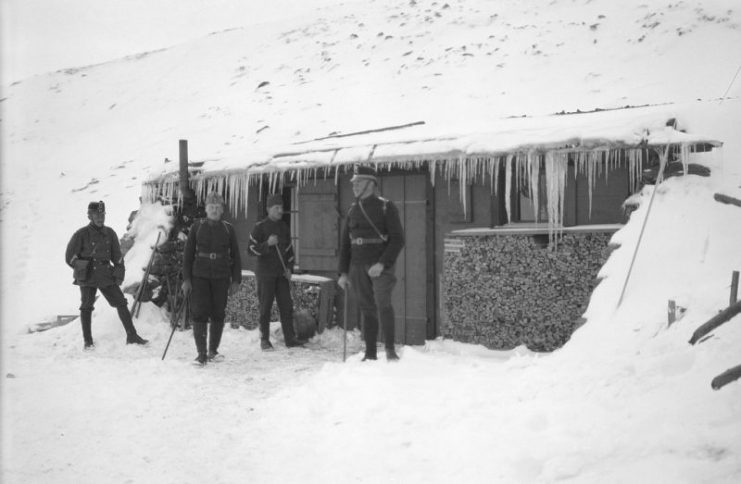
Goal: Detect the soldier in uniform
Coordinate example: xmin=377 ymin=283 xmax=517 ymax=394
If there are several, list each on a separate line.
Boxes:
xmin=182 ymin=192 xmax=242 ymax=365
xmin=338 ymin=166 xmax=405 ymax=361
xmin=248 ymin=193 xmax=306 ymax=350
xmin=65 ymin=201 xmax=149 ymax=349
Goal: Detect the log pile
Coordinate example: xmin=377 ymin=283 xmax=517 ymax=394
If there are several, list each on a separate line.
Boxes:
xmin=443 ymin=231 xmax=615 ymax=351
xmin=225 ymin=276 xmax=323 ymax=332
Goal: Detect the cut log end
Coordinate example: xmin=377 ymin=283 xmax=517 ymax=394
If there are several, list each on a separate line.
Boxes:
xmin=711 ymin=364 xmax=741 ymax=390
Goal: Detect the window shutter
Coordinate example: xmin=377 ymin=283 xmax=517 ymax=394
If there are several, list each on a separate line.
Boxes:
xmin=297 ymin=180 xmax=339 ymax=272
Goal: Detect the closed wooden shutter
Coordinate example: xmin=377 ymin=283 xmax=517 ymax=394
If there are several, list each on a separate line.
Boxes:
xmin=296 ymin=180 xmax=339 ymax=272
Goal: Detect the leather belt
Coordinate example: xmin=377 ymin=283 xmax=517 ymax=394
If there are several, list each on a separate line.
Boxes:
xmin=198 ymin=252 xmax=225 ymax=259
xmin=351 ymin=237 xmax=385 ymax=246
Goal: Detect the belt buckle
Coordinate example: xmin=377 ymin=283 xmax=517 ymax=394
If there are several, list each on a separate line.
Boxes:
xmin=209 ymin=253 xmax=217 ymax=260
xmin=355 ymin=238 xmax=363 ymax=246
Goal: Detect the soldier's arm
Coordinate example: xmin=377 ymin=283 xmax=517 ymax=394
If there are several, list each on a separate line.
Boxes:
xmin=228 ymin=223 xmax=242 ymax=284
xmin=248 ymin=223 xmax=270 ymax=257
xmin=379 ymin=201 xmax=404 ymax=268
xmin=109 ymin=228 xmax=124 ymax=266
xmin=182 ymin=222 xmax=198 ymax=281
xmin=65 ymin=230 xmax=82 ymax=267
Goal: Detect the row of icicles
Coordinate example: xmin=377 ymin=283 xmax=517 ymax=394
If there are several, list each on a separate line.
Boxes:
xmin=142 ymin=145 xmax=692 ymax=245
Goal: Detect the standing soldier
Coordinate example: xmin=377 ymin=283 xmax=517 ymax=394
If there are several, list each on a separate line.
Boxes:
xmin=182 ymin=192 xmax=242 ymax=365
xmin=338 ymin=166 xmax=405 ymax=361
xmin=65 ymin=201 xmax=149 ymax=349
xmin=248 ymin=193 xmax=306 ymax=350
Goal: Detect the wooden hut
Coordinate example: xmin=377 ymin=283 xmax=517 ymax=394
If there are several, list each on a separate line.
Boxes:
xmin=143 ymin=106 xmax=722 ymax=350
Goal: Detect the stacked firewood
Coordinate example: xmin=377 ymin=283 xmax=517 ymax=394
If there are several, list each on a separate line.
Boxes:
xmin=225 ymin=278 xmax=321 ymax=335
xmin=443 ymin=232 xmax=615 ymax=351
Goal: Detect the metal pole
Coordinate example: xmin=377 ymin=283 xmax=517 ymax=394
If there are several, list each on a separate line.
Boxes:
xmin=617 ymin=146 xmax=669 ymax=308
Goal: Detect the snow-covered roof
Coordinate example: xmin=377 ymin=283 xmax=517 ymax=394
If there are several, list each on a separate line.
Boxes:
xmin=144 ymin=103 xmax=721 ymax=189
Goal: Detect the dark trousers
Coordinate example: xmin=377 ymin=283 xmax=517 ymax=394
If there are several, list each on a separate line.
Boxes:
xmin=78 ymin=285 xmax=137 ymax=343
xmin=190 ymin=277 xmax=229 ymax=355
xmin=257 ymin=275 xmax=295 ymax=342
xmin=348 ymin=263 xmax=397 ymax=357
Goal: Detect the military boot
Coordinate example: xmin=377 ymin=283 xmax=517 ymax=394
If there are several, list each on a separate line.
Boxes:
xmin=193 ymin=322 xmax=208 ymax=365
xmin=80 ymin=310 xmax=94 ymax=349
xmin=385 ymin=346 xmax=400 ymax=361
xmin=208 ymin=321 xmax=225 ymax=359
xmin=117 ymin=306 xmax=148 ymax=345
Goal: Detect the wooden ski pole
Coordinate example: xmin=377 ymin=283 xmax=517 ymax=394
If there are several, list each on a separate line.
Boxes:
xmin=131 ymin=231 xmax=162 ymax=318
xmin=161 ymin=287 xmax=186 ymax=360
xmin=275 ymin=243 xmax=291 ymax=279
xmin=343 ymin=284 xmax=348 ymax=362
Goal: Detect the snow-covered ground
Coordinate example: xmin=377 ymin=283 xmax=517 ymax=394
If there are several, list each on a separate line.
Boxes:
xmin=2 ymin=0 xmax=741 ymax=482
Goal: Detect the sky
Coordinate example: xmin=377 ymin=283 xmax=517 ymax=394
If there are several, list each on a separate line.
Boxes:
xmin=1 ymin=0 xmax=741 ymax=482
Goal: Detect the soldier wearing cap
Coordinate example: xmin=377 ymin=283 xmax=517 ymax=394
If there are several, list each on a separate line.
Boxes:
xmin=65 ymin=201 xmax=149 ymax=349
xmin=338 ymin=165 xmax=405 ymax=361
xmin=182 ymin=192 xmax=242 ymax=365
xmin=248 ymin=193 xmax=306 ymax=350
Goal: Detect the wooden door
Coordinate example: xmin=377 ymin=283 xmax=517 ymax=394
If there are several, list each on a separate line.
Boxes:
xmin=380 ymin=174 xmax=428 ymax=345
xmin=296 ymin=180 xmax=339 ymax=272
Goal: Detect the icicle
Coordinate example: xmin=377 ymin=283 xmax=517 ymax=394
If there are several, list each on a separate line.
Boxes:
xmin=681 ymin=142 xmax=690 ymax=176
xmin=528 ymin=151 xmax=540 ymax=222
xmin=458 ymin=156 xmax=467 ymax=217
xmin=545 ymin=151 xmax=567 ymax=246
xmin=505 ymin=154 xmax=513 ymax=223
xmin=586 ymin=151 xmax=595 ymax=219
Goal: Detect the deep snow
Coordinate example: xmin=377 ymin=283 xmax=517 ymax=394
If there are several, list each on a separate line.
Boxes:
xmin=2 ymin=0 xmax=741 ymax=482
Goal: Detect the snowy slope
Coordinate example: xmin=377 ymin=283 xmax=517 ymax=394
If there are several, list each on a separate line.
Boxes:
xmin=2 ymin=0 xmax=740 ymax=328
xmin=2 ymin=1 xmax=741 ymax=482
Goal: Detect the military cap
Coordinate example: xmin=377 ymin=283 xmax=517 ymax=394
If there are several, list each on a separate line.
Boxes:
xmin=350 ymin=165 xmax=378 ymax=183
xmin=205 ymin=192 xmax=225 ymax=206
xmin=266 ymin=193 xmax=284 ymax=208
xmin=87 ymin=201 xmax=106 ymax=213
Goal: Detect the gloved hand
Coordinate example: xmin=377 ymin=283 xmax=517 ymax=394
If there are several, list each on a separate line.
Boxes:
xmin=228 ymin=281 xmax=240 ymax=296
xmin=182 ymin=280 xmax=192 ymax=297
xmin=284 ymin=269 xmax=292 ymax=281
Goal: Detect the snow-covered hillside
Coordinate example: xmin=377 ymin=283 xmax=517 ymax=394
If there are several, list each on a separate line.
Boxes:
xmin=2 ymin=0 xmax=741 ymax=482
xmin=2 ymin=0 xmax=740 ymax=328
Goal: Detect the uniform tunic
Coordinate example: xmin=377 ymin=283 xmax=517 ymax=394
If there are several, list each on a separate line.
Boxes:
xmin=338 ymin=195 xmax=404 ymax=272
xmin=65 ymin=223 xmax=125 ymax=288
xmin=183 ymin=219 xmax=242 ymax=282
xmin=248 ymin=218 xmax=295 ymax=277
xmin=248 ymin=216 xmax=297 ymax=342
xmin=183 ymin=219 xmax=242 ymax=324
xmin=338 ymin=194 xmax=405 ymax=355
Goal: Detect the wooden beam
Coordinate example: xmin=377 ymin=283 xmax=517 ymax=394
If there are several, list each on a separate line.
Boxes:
xmin=293 ymin=121 xmax=425 ymax=145
xmin=714 ymin=192 xmax=741 ymax=208
xmin=711 ymin=364 xmax=741 ymax=390
xmin=689 ymin=300 xmax=741 ymax=344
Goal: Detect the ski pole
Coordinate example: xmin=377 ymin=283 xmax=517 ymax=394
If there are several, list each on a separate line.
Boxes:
xmin=161 ymin=290 xmax=186 ymax=360
xmin=274 ymin=243 xmax=291 ymax=279
xmin=343 ymin=284 xmax=348 ymax=362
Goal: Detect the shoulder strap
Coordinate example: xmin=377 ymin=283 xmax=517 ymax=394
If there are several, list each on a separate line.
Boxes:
xmin=357 ymin=199 xmax=388 ymax=242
